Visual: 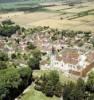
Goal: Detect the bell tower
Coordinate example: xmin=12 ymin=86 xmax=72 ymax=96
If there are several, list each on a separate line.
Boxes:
xmin=50 ymin=46 xmax=56 ymax=68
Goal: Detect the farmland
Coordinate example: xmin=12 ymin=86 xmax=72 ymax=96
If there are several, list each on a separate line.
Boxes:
xmin=0 ymin=1 xmax=94 ymax=32
xmin=0 ymin=0 xmax=62 ymax=11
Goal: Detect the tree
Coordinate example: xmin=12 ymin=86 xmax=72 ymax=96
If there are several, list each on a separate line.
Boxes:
xmin=31 ymin=49 xmax=41 ymax=60
xmin=18 ymin=67 xmax=32 ymax=88
xmin=84 ymin=31 xmax=91 ymax=37
xmin=35 ymin=70 xmax=62 ymax=97
xmin=44 ymin=81 xmax=54 ymax=97
xmin=76 ymin=78 xmax=85 ymax=91
xmin=71 ymin=78 xmax=85 ymax=100
xmin=0 ymin=85 xmax=9 ymax=100
xmin=63 ymin=82 xmax=75 ymax=100
xmin=0 ymin=51 xmax=8 ymax=61
xmin=48 ymin=70 xmax=59 ymax=85
xmin=88 ymin=93 xmax=94 ymax=100
xmin=0 ymin=67 xmax=32 ymax=100
xmin=63 ymin=78 xmax=86 ymax=100
xmin=0 ymin=67 xmax=21 ymax=100
xmin=90 ymin=37 xmax=94 ymax=47
xmin=87 ymin=71 xmax=94 ymax=92
xmin=54 ymin=82 xmax=62 ymax=97
xmin=2 ymin=20 xmax=14 ymax=25
xmin=0 ymin=24 xmax=20 ymax=37
xmin=11 ymin=53 xmax=17 ymax=59
xmin=28 ymin=49 xmax=41 ymax=70
xmin=0 ymin=61 xmax=7 ymax=69
xmin=27 ymin=42 xmax=36 ymax=49
xmin=28 ymin=57 xmax=40 ymax=70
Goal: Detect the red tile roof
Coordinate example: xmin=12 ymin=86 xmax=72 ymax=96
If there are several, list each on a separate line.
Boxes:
xmin=62 ymin=49 xmax=79 ymax=65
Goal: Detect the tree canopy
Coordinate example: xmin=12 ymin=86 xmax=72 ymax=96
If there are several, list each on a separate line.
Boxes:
xmin=35 ymin=70 xmax=63 ymax=97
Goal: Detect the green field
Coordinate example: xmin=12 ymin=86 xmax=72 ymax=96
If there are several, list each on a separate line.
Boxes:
xmin=0 ymin=0 xmax=62 ymax=12
xmin=20 ymin=83 xmax=59 ymax=100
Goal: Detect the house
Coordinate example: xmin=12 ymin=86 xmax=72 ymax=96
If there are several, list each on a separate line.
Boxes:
xmin=86 ymin=51 xmax=94 ymax=63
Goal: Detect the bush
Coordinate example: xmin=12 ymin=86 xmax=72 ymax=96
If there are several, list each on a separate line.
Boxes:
xmin=18 ymin=67 xmax=32 ymax=87
xmin=44 ymin=81 xmax=54 ymax=97
xmin=34 ymin=85 xmax=42 ymax=91
xmin=27 ymin=42 xmax=36 ymax=49
xmin=0 ymin=61 xmax=7 ymax=69
xmin=2 ymin=20 xmax=14 ymax=25
xmin=0 ymin=24 xmax=20 ymax=37
xmin=0 ymin=51 xmax=8 ymax=61
xmin=28 ymin=57 xmax=40 ymax=70
xmin=11 ymin=53 xmax=17 ymax=59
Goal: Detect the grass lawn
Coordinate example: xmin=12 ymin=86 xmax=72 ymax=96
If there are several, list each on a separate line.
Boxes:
xmin=20 ymin=83 xmax=59 ymax=100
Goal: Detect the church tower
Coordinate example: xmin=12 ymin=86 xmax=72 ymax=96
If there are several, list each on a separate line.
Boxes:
xmin=50 ymin=46 xmax=56 ymax=68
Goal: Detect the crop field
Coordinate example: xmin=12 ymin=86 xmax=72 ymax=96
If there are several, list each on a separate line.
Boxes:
xmin=0 ymin=0 xmax=62 ymax=11
xmin=0 ymin=1 xmax=94 ymax=32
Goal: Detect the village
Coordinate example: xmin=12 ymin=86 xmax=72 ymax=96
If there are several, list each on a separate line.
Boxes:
xmin=0 ymin=24 xmax=94 ymax=78
xmin=31 ymin=28 xmax=94 ymax=77
xmin=0 ymin=0 xmax=94 ymax=99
